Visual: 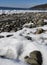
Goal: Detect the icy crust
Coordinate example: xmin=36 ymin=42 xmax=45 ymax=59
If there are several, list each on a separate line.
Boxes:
xmin=0 ymin=25 xmax=47 ymax=65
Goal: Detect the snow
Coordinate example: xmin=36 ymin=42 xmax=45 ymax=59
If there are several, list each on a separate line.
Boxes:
xmin=44 ymin=19 xmax=47 ymax=22
xmin=0 ymin=58 xmax=29 ymax=65
xmin=23 ymin=22 xmax=34 ymax=28
xmin=0 ymin=10 xmax=47 ymax=15
xmin=0 ymin=25 xmax=47 ymax=65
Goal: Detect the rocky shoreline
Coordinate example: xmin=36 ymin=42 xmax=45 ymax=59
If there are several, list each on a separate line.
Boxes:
xmin=0 ymin=12 xmax=47 ymax=32
xmin=0 ymin=12 xmax=47 ymax=65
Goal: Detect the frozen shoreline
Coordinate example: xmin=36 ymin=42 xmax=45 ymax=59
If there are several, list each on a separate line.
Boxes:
xmin=0 ymin=10 xmax=47 ymax=65
xmin=0 ymin=10 xmax=47 ymax=14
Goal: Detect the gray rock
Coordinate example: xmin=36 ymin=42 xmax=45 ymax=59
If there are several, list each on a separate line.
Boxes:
xmin=24 ymin=51 xmax=42 ymax=65
xmin=35 ymin=28 xmax=44 ymax=34
xmin=0 ymin=35 xmax=4 ymax=38
xmin=36 ymin=19 xmax=45 ymax=26
xmin=25 ymin=36 xmax=32 ymax=40
xmin=6 ymin=34 xmax=13 ymax=37
xmin=25 ymin=57 xmax=39 ymax=65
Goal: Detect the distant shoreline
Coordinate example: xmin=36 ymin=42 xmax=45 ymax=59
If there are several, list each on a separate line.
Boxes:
xmin=0 ymin=10 xmax=47 ymax=15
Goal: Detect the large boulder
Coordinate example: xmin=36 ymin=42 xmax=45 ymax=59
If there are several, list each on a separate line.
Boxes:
xmin=24 ymin=51 xmax=42 ymax=65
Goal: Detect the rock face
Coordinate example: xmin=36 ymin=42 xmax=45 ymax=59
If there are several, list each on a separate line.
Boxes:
xmin=24 ymin=51 xmax=42 ymax=65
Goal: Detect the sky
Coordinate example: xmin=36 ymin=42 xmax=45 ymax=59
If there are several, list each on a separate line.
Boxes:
xmin=0 ymin=0 xmax=47 ymax=8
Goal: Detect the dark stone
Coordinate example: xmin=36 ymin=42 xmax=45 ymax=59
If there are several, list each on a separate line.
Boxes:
xmin=30 ymin=51 xmax=43 ymax=65
xmin=25 ymin=57 xmax=40 ymax=65
xmin=35 ymin=28 xmax=44 ymax=34
xmin=36 ymin=19 xmax=44 ymax=26
xmin=0 ymin=35 xmax=4 ymax=38
xmin=25 ymin=36 xmax=32 ymax=40
xmin=0 ymin=12 xmax=47 ymax=32
xmin=24 ymin=56 xmax=29 ymax=59
xmin=0 ymin=56 xmax=5 ymax=58
xmin=24 ymin=51 xmax=42 ymax=65
xmin=6 ymin=34 xmax=13 ymax=37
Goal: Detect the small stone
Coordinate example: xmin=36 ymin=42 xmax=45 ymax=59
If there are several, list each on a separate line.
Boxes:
xmin=25 ymin=36 xmax=32 ymax=40
xmin=35 ymin=28 xmax=44 ymax=34
xmin=0 ymin=35 xmax=4 ymax=38
xmin=0 ymin=56 xmax=5 ymax=58
xmin=24 ymin=56 xmax=29 ymax=59
xmin=6 ymin=34 xmax=13 ymax=37
xmin=37 ymin=19 xmax=44 ymax=26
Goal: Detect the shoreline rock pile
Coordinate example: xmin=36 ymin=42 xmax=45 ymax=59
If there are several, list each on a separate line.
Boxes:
xmin=0 ymin=12 xmax=47 ymax=32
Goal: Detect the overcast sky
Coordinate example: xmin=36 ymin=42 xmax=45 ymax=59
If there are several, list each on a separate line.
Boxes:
xmin=0 ymin=0 xmax=47 ymax=8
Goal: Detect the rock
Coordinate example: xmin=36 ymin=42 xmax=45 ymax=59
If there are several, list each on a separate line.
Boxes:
xmin=23 ymin=22 xmax=35 ymax=28
xmin=25 ymin=57 xmax=39 ymax=65
xmin=35 ymin=28 xmax=44 ymax=34
xmin=0 ymin=56 xmax=6 ymax=58
xmin=25 ymin=36 xmax=32 ymax=40
xmin=29 ymin=51 xmax=42 ymax=65
xmin=37 ymin=19 xmax=44 ymax=26
xmin=24 ymin=56 xmax=29 ymax=59
xmin=0 ymin=35 xmax=4 ymax=38
xmin=6 ymin=34 xmax=13 ymax=37
xmin=24 ymin=51 xmax=42 ymax=65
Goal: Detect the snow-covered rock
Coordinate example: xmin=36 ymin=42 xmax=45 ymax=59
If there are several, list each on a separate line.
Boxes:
xmin=0 ymin=25 xmax=47 ymax=65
